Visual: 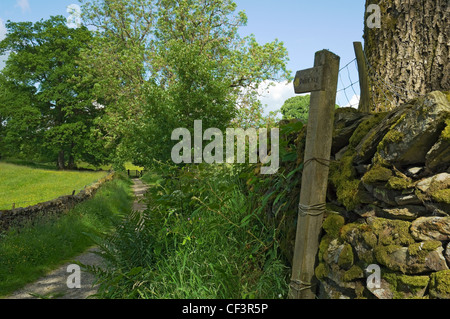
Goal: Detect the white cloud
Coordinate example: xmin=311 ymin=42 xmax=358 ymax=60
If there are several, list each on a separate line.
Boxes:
xmin=0 ymin=18 xmax=6 ymax=41
xmin=67 ymin=4 xmax=82 ymax=28
xmin=342 ymin=94 xmax=360 ymax=109
xmin=0 ymin=19 xmax=7 ymax=71
xmin=15 ymin=0 xmax=31 ymax=13
xmin=258 ymin=80 xmax=297 ymax=115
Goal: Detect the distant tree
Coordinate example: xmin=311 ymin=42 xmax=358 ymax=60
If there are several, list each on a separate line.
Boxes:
xmin=364 ymin=0 xmax=449 ymax=111
xmin=0 ymin=16 xmax=107 ymax=169
xmin=280 ymin=95 xmax=310 ymax=122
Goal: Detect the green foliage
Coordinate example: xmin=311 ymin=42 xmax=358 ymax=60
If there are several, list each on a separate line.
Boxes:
xmin=0 ymin=175 xmax=132 ymax=297
xmin=280 ymin=95 xmax=310 ymax=122
xmin=0 ymin=16 xmax=108 ymax=168
xmin=79 ymin=0 xmax=291 ymax=167
xmin=89 ymin=163 xmax=289 ymax=299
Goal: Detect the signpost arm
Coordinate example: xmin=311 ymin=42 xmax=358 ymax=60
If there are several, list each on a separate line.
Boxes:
xmin=290 ymin=50 xmax=340 ymax=299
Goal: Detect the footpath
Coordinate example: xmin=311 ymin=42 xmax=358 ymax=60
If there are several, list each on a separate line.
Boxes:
xmin=4 ymin=178 xmax=148 ymax=299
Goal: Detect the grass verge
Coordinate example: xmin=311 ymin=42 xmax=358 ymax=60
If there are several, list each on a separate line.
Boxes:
xmin=0 ymin=174 xmax=133 ymax=297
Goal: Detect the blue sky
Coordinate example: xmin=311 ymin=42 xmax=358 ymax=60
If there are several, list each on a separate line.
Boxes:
xmin=0 ymin=0 xmax=366 ymax=112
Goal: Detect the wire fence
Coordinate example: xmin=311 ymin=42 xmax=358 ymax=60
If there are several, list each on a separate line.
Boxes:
xmin=336 ymin=58 xmax=360 ymax=108
xmin=335 ymin=43 xmax=420 ymax=111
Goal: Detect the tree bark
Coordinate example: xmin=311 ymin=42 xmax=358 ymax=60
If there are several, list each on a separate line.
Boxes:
xmin=364 ymin=0 xmax=449 ymax=112
xmin=68 ymin=142 xmax=75 ymax=170
xmin=57 ymin=150 xmax=65 ymax=170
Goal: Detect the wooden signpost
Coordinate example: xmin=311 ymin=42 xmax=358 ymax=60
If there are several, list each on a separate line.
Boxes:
xmin=290 ymin=50 xmax=340 ymax=299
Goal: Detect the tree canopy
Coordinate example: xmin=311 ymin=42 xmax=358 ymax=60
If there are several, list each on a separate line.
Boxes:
xmin=0 ymin=16 xmax=108 ymax=168
xmin=78 ymin=0 xmax=292 ymax=168
xmin=280 ymin=95 xmax=310 ymax=122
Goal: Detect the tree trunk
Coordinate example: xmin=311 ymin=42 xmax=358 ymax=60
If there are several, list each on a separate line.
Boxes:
xmin=57 ymin=150 xmax=65 ymax=170
xmin=364 ymin=0 xmax=449 ymax=112
xmin=67 ymin=142 xmax=75 ymax=169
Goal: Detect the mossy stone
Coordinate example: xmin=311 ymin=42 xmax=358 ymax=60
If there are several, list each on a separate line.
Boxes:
xmin=430 ymin=189 xmax=450 ymax=204
xmin=315 ymin=262 xmax=330 ymax=281
xmin=322 ymin=213 xmax=345 ymax=238
xmin=370 ymin=218 xmax=415 ymax=246
xmin=342 ymin=265 xmax=364 ymax=282
xmin=362 ymin=165 xmax=393 ymax=184
xmin=386 ymin=176 xmax=413 ymax=190
xmin=384 ymin=273 xmax=430 ymax=299
xmin=429 ymin=270 xmax=450 ymax=299
xmin=318 ymin=235 xmax=332 ymax=262
xmin=408 ymin=240 xmax=442 ymax=256
xmin=338 ymin=244 xmax=354 ymax=270
xmin=329 ymin=151 xmax=363 ymax=210
xmin=441 ymin=118 xmax=450 ymax=141
xmin=374 ymin=244 xmax=406 ymax=273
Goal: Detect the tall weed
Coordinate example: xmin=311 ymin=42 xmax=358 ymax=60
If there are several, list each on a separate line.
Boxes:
xmin=90 ymin=163 xmax=289 ymax=299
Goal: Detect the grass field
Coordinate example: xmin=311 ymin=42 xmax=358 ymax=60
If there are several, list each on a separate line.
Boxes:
xmin=0 ymin=162 xmax=108 ymax=210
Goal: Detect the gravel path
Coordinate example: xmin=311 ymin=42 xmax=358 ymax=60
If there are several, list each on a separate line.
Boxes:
xmin=4 ymin=178 xmax=148 ymax=299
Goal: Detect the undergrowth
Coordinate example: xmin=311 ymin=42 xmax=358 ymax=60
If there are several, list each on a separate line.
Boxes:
xmin=88 ymin=163 xmax=289 ymax=299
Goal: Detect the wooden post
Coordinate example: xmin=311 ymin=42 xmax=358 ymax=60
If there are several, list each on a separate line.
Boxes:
xmin=290 ymin=50 xmax=340 ymax=299
xmin=353 ymin=42 xmax=370 ymax=113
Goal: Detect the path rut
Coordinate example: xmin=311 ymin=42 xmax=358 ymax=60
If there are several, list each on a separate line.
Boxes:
xmin=4 ymin=178 xmax=148 ymax=299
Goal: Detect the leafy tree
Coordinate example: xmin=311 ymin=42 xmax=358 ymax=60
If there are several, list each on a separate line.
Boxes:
xmin=79 ymin=0 xmax=292 ymax=168
xmin=0 ymin=16 xmax=107 ymax=169
xmin=280 ymin=95 xmax=310 ymax=122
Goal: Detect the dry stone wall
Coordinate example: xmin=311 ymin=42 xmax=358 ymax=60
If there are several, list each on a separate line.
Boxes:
xmin=0 ymin=172 xmax=116 ymax=232
xmin=318 ymin=91 xmax=450 ymax=299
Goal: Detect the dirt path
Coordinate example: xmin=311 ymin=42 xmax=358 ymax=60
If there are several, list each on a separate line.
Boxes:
xmin=4 ymin=178 xmax=149 ymax=299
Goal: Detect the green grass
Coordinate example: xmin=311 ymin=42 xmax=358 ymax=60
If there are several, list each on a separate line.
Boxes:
xmin=0 ymin=175 xmax=133 ymax=297
xmin=0 ymin=162 xmax=108 ymax=210
xmin=91 ymin=165 xmax=289 ymax=299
